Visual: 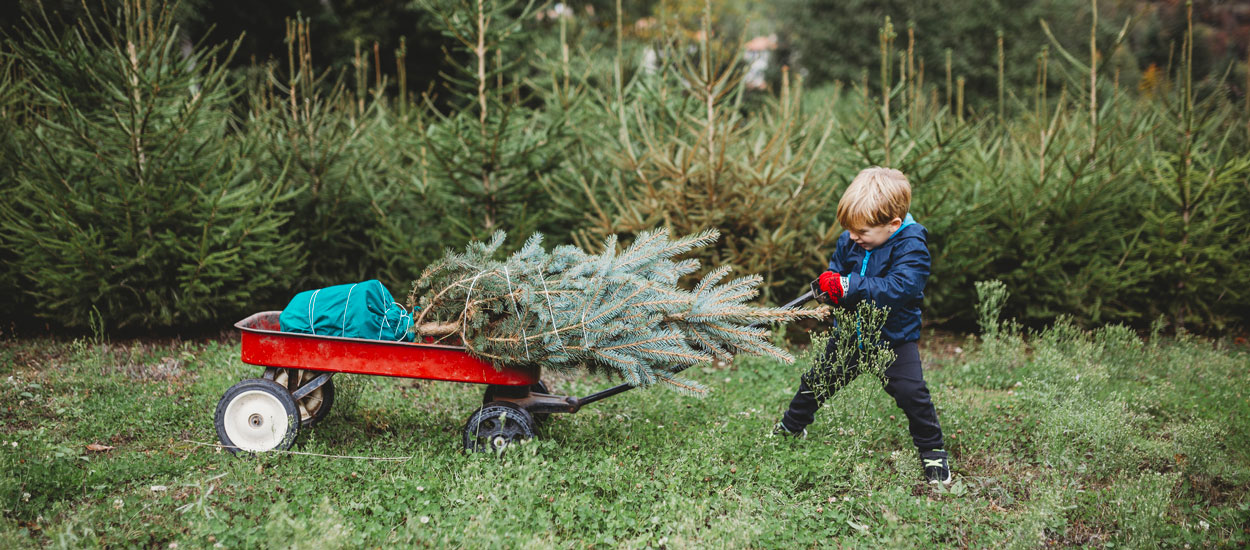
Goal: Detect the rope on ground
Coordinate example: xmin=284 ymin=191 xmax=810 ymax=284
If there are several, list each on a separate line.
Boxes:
xmin=181 ymin=439 xmax=413 ymax=461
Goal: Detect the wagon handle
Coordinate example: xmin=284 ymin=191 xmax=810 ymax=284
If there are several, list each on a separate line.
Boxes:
xmin=570 ymin=290 xmax=816 ymax=410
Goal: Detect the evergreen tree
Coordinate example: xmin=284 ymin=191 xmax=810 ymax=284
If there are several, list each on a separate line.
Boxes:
xmin=774 ymin=0 xmax=1096 ymax=108
xmin=247 ymin=18 xmax=439 ymax=291
xmin=0 ymin=53 xmax=24 ymax=325
xmin=566 ymin=5 xmax=843 ymax=302
xmin=0 ymin=2 xmax=302 ymax=329
xmin=408 ymin=229 xmax=828 ymax=392
xmin=1133 ymin=5 xmax=1250 ymax=329
xmin=412 ymin=0 xmax=573 ymax=243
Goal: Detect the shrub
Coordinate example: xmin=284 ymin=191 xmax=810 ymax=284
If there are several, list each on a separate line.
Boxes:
xmin=411 ymin=0 xmax=575 ymax=248
xmin=1079 ymin=472 xmax=1183 ymax=547
xmin=571 ymin=23 xmax=842 ymax=301
xmin=0 ymin=53 xmax=25 ymax=326
xmin=1132 ymin=51 xmax=1250 ymax=330
xmin=0 ymin=2 xmax=301 ymax=329
xmin=245 ymin=19 xmax=440 ymax=292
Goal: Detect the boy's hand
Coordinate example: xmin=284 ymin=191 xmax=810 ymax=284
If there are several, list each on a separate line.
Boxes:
xmin=814 ymin=271 xmax=845 ymax=305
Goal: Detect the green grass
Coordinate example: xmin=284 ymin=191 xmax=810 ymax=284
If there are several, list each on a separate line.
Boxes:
xmin=1 ymin=322 xmax=1248 ymax=548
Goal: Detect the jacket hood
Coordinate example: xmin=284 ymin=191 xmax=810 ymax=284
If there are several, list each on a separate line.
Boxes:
xmin=887 ymin=213 xmax=924 ymax=243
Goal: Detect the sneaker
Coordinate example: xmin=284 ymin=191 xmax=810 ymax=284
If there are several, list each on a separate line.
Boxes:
xmin=921 ymin=449 xmax=952 ymax=484
xmin=770 ymin=422 xmax=807 ymax=439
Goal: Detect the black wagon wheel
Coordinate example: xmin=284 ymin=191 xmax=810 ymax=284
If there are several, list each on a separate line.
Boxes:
xmin=273 ymin=368 xmax=335 ymax=427
xmin=463 ymin=401 xmax=536 ymax=454
xmin=214 ymin=378 xmax=301 ymax=455
xmin=482 ymin=380 xmax=551 ymax=423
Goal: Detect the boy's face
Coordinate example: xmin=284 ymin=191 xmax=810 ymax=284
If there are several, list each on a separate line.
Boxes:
xmin=848 ymin=217 xmax=903 ymax=251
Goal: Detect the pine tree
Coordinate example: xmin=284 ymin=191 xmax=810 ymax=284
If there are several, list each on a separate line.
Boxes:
xmin=560 ymin=2 xmax=843 ymax=302
xmin=408 ymin=229 xmax=828 ymax=392
xmin=0 ymin=2 xmax=302 ymax=329
xmin=412 ymin=0 xmax=573 ymax=243
xmin=247 ymin=18 xmax=439 ymax=291
xmin=0 ymin=52 xmax=24 ymax=323
xmin=1134 ymin=4 xmax=1250 ymax=329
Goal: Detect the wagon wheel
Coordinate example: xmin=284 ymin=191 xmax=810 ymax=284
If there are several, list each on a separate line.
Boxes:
xmin=463 ymin=401 xmax=536 ymax=454
xmin=273 ymin=368 xmax=335 ymax=427
xmin=214 ymin=378 xmax=300 ymax=455
xmin=482 ymin=381 xmax=551 ymax=423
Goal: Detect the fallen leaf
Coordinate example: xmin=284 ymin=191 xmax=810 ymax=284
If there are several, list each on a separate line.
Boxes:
xmin=86 ymin=443 xmax=114 ymax=452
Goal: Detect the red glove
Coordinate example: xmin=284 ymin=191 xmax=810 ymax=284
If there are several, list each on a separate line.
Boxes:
xmin=817 ymin=271 xmax=844 ymax=303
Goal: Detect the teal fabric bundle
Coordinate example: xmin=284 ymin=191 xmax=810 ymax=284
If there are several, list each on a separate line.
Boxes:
xmin=279 ymin=280 xmax=415 ymax=342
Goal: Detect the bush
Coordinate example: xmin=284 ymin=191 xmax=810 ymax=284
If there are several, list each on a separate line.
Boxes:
xmin=0 ymin=53 xmax=26 ymax=327
xmin=3 ymin=1 xmax=1249 ymax=333
xmin=0 ymin=3 xmax=302 ymax=329
xmin=245 ymin=20 xmax=441 ymax=293
xmin=569 ymin=30 xmax=842 ymax=302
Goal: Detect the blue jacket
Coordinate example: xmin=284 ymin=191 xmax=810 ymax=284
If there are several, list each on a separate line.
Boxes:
xmin=828 ymin=213 xmax=929 ymax=345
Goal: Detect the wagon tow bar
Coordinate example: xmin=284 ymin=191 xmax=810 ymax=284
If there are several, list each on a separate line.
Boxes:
xmin=565 ymin=290 xmax=817 ymax=411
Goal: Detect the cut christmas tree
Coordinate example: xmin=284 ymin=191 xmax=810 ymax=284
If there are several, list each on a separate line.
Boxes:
xmin=408 ymin=229 xmax=829 ymax=393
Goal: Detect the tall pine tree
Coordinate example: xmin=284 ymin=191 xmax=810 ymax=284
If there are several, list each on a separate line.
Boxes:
xmin=0 ymin=1 xmax=301 ymax=329
xmin=567 ymin=1 xmax=842 ymax=302
xmin=412 ymin=0 xmax=573 ymax=243
xmin=0 ymin=53 xmax=24 ymax=325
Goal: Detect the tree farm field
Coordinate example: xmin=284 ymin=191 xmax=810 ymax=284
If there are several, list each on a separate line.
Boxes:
xmin=2 ymin=324 xmax=1247 ymax=548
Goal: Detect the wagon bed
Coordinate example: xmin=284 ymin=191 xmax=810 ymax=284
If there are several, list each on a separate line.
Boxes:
xmin=235 ymin=311 xmax=538 ymax=386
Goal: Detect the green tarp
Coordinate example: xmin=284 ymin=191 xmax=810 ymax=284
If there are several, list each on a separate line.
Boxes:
xmin=279 ymin=280 xmax=414 ymax=342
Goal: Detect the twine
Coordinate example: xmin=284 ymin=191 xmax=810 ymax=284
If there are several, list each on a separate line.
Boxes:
xmin=461 ymin=270 xmax=488 ymax=338
xmin=307 ymin=289 xmax=321 ymax=335
xmin=378 ymin=302 xmax=413 ymax=341
xmin=342 ymin=283 xmax=358 ymax=337
xmin=182 ymin=439 xmax=412 ymax=461
xmin=538 ymin=264 xmax=566 ymax=353
xmin=581 ymin=292 xmax=589 ymax=344
xmin=503 ymin=266 xmax=531 ymax=360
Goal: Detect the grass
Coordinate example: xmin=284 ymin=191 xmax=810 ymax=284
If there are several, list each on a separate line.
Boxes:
xmin=1 ymin=321 xmax=1248 ymax=548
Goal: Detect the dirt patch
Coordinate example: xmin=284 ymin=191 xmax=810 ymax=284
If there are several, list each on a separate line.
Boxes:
xmin=1185 ymin=472 xmax=1246 ymax=506
xmin=953 ymin=453 xmax=1048 ymax=506
xmin=114 ymin=355 xmax=191 ymax=383
xmin=86 ymin=341 xmax=203 ymax=386
xmin=0 ymin=416 xmax=36 ymax=434
xmin=0 ymin=339 xmax=72 ymax=375
xmin=1051 ymin=519 xmax=1110 ymax=547
xmin=920 ymin=329 xmax=974 ymax=368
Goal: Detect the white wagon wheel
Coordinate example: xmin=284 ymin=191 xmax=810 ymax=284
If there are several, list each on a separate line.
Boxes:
xmin=214 ymin=379 xmax=300 ymax=454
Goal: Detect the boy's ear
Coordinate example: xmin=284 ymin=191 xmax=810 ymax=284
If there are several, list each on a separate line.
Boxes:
xmin=888 ymin=217 xmax=903 ymax=230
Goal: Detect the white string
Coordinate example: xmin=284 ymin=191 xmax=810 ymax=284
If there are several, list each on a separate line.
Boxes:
xmin=537 ymin=265 xmax=566 ymax=353
xmin=461 ymin=270 xmax=488 ymax=338
xmin=378 ymin=301 xmax=412 ymax=341
xmin=581 ymin=292 xmax=589 ymax=344
xmin=394 ymin=302 xmax=412 ymax=339
xmin=342 ymin=283 xmax=358 ymax=337
xmin=182 ymin=439 xmax=412 ymax=461
xmin=377 ymin=304 xmax=391 ymax=340
xmin=307 ymin=289 xmax=321 ymax=335
xmin=503 ymin=266 xmax=530 ymax=360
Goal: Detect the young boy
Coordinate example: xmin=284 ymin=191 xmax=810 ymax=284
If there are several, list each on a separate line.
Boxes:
xmin=773 ymin=166 xmax=951 ymax=484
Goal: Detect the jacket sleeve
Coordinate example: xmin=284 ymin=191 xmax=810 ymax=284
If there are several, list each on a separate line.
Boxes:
xmin=841 ymin=237 xmax=930 ymax=310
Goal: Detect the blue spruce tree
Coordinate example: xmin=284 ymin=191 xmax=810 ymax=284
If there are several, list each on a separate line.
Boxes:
xmin=409 ymin=229 xmax=828 ymax=393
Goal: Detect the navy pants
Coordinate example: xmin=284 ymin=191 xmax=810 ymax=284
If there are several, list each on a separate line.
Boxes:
xmin=781 ymin=339 xmax=945 ymax=451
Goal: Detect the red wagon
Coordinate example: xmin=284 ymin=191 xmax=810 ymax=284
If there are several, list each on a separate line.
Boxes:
xmin=214 ymin=311 xmax=633 ymax=454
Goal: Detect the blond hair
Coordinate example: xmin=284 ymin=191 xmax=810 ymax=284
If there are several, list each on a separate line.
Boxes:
xmin=836 ymin=167 xmax=912 ymax=230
